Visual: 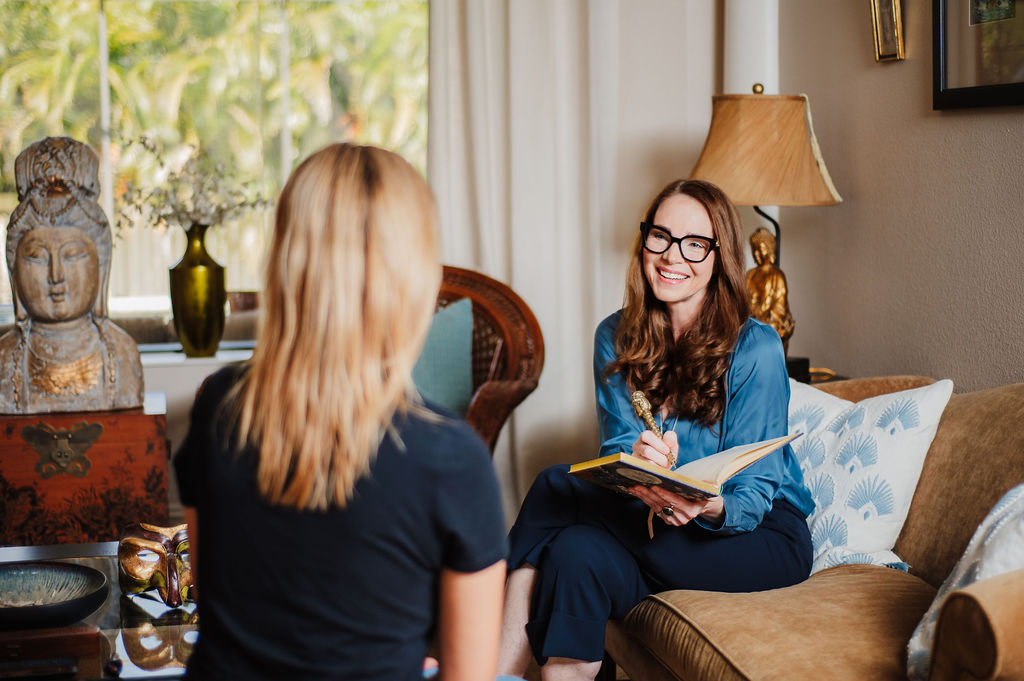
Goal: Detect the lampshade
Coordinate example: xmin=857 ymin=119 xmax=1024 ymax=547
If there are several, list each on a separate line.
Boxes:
xmin=689 ymin=94 xmax=842 ymax=207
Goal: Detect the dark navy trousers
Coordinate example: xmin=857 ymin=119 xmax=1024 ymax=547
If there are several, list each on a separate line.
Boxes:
xmin=506 ymin=464 xmax=812 ymax=664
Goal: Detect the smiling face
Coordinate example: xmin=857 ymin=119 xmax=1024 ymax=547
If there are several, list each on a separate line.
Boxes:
xmin=642 ymin=194 xmax=717 ymax=332
xmin=14 ymin=226 xmax=99 ymax=323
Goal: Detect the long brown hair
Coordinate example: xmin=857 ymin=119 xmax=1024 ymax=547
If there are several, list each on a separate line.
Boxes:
xmin=606 ymin=179 xmax=749 ymax=426
xmin=233 ymin=143 xmax=441 ymax=510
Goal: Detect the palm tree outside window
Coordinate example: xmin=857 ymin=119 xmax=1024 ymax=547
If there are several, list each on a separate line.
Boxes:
xmin=0 ymin=0 xmax=427 ymax=319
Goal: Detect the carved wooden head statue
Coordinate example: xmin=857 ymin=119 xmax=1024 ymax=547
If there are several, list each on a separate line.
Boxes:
xmin=1 ymin=137 xmax=143 ymax=414
xmin=6 ymin=136 xmax=112 ymax=321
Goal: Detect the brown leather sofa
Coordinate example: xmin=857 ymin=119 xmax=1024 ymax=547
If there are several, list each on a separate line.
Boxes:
xmin=603 ymin=376 xmax=1024 ymax=681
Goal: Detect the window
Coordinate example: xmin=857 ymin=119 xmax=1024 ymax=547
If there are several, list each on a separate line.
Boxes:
xmin=0 ymin=0 xmax=427 ymax=318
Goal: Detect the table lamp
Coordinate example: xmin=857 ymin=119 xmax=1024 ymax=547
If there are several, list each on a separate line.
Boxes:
xmin=688 ymin=85 xmax=841 ymax=354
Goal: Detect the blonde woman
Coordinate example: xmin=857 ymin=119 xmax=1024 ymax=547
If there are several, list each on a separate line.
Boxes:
xmin=174 ymin=143 xmax=507 ymax=681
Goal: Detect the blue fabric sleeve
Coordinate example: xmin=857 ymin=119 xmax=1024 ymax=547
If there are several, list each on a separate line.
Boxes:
xmin=593 ymin=312 xmax=646 ymax=459
xmin=591 ymin=312 xmax=804 ymax=536
xmin=694 ymin=322 xmax=793 ymax=534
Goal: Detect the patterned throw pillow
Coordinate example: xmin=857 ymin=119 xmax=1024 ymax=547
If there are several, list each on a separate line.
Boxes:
xmin=788 ymin=379 xmax=954 ymax=574
xmin=906 ymin=484 xmax=1024 ymax=681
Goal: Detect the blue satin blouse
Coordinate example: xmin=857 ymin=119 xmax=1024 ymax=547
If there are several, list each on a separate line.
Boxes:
xmin=593 ymin=311 xmax=814 ymax=535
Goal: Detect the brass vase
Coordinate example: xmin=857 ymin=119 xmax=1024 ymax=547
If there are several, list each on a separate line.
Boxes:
xmin=169 ymin=223 xmax=226 ymax=357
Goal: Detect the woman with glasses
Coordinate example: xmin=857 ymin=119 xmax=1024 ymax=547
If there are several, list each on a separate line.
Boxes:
xmin=498 ymin=180 xmax=813 ymax=681
xmin=175 ymin=143 xmax=508 ymax=681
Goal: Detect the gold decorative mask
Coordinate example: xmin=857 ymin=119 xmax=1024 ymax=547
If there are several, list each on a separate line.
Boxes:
xmin=118 ymin=523 xmax=194 ymax=607
xmin=119 ymin=593 xmax=197 ymax=629
xmin=121 ymin=623 xmax=196 ymax=672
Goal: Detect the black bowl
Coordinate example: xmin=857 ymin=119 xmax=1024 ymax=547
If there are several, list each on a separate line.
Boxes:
xmin=0 ymin=561 xmax=109 ymax=630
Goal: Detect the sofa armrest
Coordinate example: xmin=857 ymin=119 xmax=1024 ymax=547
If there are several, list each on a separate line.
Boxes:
xmin=928 ymin=567 xmax=1024 ymax=681
xmin=814 ymin=375 xmax=935 ymax=402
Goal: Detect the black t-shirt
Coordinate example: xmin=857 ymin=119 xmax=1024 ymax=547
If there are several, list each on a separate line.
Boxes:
xmin=174 ymin=366 xmax=507 ymax=681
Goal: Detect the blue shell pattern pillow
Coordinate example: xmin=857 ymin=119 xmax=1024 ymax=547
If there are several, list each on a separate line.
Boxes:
xmin=905 ymin=483 xmax=1024 ymax=680
xmin=788 ymin=379 xmax=954 ymax=574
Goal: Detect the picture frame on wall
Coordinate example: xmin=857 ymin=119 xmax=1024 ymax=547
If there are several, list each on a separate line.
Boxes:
xmin=872 ymin=0 xmax=906 ymax=61
xmin=933 ymin=0 xmax=1024 ymax=109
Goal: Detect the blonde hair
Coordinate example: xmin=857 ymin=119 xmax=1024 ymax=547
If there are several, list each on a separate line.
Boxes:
xmin=234 ymin=143 xmax=441 ymax=510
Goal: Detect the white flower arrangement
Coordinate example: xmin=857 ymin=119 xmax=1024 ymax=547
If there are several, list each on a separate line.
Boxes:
xmin=116 ymin=137 xmax=271 ymax=235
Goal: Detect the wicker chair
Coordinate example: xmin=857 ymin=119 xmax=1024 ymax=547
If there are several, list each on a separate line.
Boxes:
xmin=437 ymin=265 xmax=545 ymax=451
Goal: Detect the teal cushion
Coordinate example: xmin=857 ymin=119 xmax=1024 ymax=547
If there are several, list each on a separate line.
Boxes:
xmin=412 ymin=298 xmax=474 ymax=415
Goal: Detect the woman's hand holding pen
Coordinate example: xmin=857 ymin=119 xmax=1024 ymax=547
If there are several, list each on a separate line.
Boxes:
xmin=630 ymin=429 xmax=725 ymax=526
xmin=632 ymin=428 xmax=678 ymax=469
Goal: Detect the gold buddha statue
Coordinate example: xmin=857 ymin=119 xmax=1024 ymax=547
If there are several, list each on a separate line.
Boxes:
xmin=0 ymin=137 xmax=143 ymax=414
xmin=745 ymin=227 xmax=794 ymax=352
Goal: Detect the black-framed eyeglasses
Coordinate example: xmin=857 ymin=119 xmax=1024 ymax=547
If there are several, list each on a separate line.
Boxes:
xmin=639 ymin=222 xmax=718 ymax=263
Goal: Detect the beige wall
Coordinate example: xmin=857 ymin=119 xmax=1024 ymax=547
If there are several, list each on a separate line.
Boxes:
xmin=776 ymin=1 xmax=1024 ymax=392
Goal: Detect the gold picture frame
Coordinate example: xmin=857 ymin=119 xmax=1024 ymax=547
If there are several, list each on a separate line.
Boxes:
xmin=872 ymin=0 xmax=906 ymax=61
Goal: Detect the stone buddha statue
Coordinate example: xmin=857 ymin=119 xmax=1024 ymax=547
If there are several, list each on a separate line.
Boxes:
xmin=0 ymin=137 xmax=143 ymax=414
xmin=745 ymin=227 xmax=795 ymax=352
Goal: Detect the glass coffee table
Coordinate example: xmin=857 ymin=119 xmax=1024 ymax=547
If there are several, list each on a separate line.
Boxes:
xmin=0 ymin=542 xmax=196 ymax=680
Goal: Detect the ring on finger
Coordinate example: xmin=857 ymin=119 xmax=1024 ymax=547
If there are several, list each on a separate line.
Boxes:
xmin=662 ymin=506 xmax=674 ymax=517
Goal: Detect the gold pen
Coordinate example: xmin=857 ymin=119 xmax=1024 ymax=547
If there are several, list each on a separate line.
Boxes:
xmin=631 ymin=390 xmax=675 ymax=468
xmin=631 ymin=391 xmax=662 ymax=438
xmin=631 ymin=390 xmax=673 ymax=540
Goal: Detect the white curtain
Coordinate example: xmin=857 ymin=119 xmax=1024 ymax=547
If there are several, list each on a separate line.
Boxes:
xmin=428 ymin=0 xmax=717 ymax=520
